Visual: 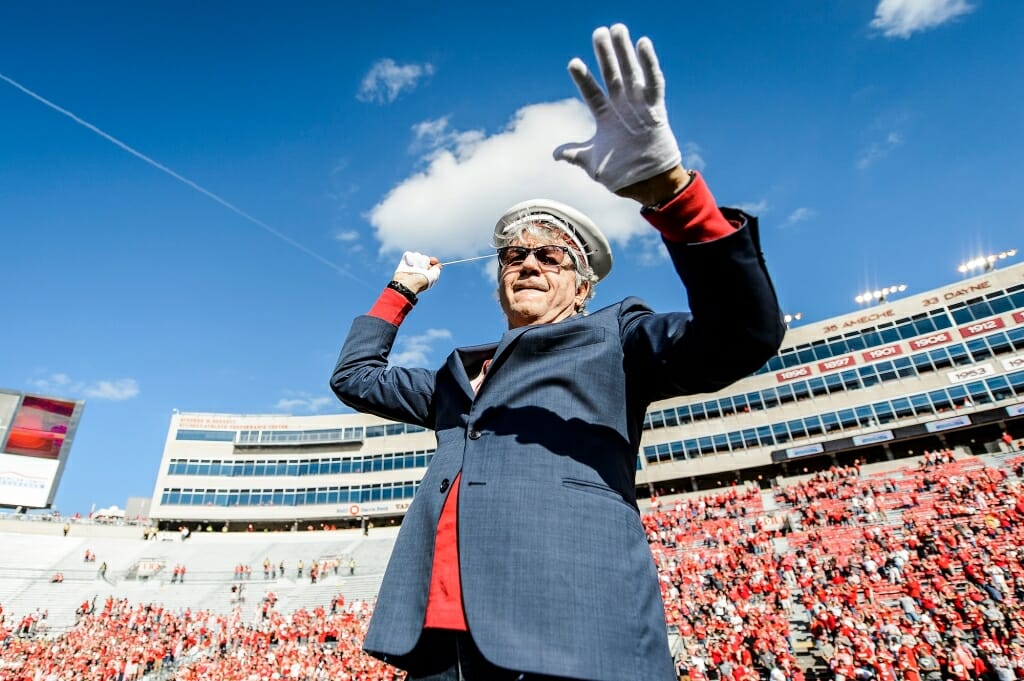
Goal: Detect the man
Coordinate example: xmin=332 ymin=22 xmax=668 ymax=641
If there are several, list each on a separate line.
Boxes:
xmin=331 ymin=23 xmax=784 ymax=681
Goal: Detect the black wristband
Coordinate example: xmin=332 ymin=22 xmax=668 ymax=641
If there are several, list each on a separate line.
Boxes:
xmin=387 ymin=280 xmax=419 ymax=305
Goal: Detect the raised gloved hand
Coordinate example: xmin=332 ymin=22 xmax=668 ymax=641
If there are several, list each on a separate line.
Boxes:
xmin=553 ymin=24 xmax=682 ymax=193
xmin=393 ymin=251 xmax=441 ymax=293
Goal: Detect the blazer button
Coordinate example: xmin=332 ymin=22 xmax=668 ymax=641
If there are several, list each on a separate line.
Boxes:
xmin=468 ymin=430 xmax=481 ymax=440
xmin=439 ymin=478 xmax=450 ymax=493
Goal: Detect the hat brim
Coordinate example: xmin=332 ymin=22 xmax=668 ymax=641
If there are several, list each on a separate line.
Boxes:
xmin=493 ymin=198 xmax=612 ymax=281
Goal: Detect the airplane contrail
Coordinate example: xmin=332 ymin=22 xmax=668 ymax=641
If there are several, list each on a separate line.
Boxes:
xmin=0 ymin=71 xmax=369 ymax=287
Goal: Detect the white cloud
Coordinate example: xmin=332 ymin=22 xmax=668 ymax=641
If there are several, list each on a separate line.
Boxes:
xmin=27 ymin=374 xmax=139 ymax=401
xmin=334 ymin=230 xmax=360 ymax=242
xmin=274 ymin=393 xmax=333 ymax=414
xmin=357 ymin=59 xmax=435 ymax=104
xmin=783 ymin=207 xmax=816 ymax=228
xmin=368 ymin=99 xmax=650 ymax=262
xmin=856 ymin=131 xmax=904 ymax=169
xmin=870 ymin=0 xmax=974 ymax=38
xmin=734 ymin=199 xmax=769 ymax=216
xmin=390 ymin=328 xmax=453 ymax=367
xmin=634 ymin=232 xmax=670 ymax=267
xmin=681 ymin=142 xmax=706 ymax=172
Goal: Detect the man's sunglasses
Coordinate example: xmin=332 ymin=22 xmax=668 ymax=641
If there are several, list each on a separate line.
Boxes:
xmin=496 ymin=245 xmax=574 ymax=271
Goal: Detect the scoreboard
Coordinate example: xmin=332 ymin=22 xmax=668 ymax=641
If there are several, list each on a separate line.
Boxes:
xmin=0 ymin=388 xmax=84 ymax=509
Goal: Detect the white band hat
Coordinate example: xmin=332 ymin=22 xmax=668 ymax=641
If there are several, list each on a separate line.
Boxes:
xmin=492 ymin=198 xmax=613 ymax=281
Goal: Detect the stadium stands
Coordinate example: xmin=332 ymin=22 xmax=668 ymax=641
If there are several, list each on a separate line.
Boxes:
xmin=2 ymin=450 xmax=1023 ymax=681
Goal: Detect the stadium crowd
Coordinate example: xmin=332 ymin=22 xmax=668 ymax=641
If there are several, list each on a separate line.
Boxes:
xmin=1 ymin=451 xmax=1023 ymax=681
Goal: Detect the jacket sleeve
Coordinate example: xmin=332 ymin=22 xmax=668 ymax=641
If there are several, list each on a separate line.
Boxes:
xmin=329 ymin=314 xmax=437 ymax=428
xmin=621 ymin=211 xmax=785 ymax=401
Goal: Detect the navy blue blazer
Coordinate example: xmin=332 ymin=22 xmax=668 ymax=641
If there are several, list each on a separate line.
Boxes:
xmin=331 ymin=211 xmax=784 ymax=681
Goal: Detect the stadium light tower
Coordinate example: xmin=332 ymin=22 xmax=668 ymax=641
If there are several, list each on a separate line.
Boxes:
xmin=855 ymin=285 xmax=907 ymax=306
xmin=783 ymin=312 xmax=802 ymax=328
xmin=958 ymin=248 xmax=1017 ymax=274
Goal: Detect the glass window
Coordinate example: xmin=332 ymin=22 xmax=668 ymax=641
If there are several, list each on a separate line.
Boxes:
xmin=804 ymin=415 xmax=823 ymax=437
xmin=771 ymin=422 xmax=791 ymax=445
xmin=894 ymin=357 xmax=915 ymax=378
xmin=912 ymin=352 xmax=934 ymax=373
xmin=874 ymin=402 xmax=895 ymax=424
xmin=855 ymin=405 xmax=874 ymax=426
xmin=838 ymin=409 xmax=858 ymax=428
xmin=928 ymin=389 xmax=953 ymax=412
xmin=880 ymin=326 xmax=900 ymax=343
xmin=858 ymin=366 xmax=880 ymax=388
xmin=966 ymin=338 xmax=991 ymax=361
xmin=910 ymin=393 xmax=932 ymax=415
xmin=876 ymin=361 xmax=897 ymax=382
xmin=892 ymin=397 xmax=913 ymax=418
xmin=175 ymin=429 xmax=235 ymax=442
xmin=821 ymin=412 xmax=840 ymax=432
xmin=988 ymin=332 xmax=1011 ymax=355
xmin=809 ymin=378 xmax=828 ymax=396
xmin=965 ymin=380 xmax=991 ymax=404
xmin=948 ymin=344 xmax=970 ymax=366
xmin=989 ymin=294 xmax=1013 ymax=313
xmin=987 ymin=375 xmax=1012 ymax=401
xmin=841 ymin=370 xmax=861 ymax=390
xmin=930 ymin=348 xmax=953 ymax=369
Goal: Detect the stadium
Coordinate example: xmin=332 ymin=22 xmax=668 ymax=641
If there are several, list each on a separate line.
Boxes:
xmin=2 ymin=261 xmax=1023 ymax=680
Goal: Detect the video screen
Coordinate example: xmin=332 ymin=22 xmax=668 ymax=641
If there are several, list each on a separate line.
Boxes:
xmin=2 ymin=396 xmax=77 ymax=459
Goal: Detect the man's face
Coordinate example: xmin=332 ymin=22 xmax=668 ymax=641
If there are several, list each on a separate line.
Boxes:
xmin=498 ymin=233 xmax=590 ymax=329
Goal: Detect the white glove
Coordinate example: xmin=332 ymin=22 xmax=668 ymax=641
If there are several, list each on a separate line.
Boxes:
xmin=553 ymin=24 xmax=682 ymax=192
xmin=393 ymin=251 xmax=441 ymax=291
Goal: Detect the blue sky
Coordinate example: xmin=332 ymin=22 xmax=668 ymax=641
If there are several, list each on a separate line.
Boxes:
xmin=1 ymin=1 xmax=1021 ymax=515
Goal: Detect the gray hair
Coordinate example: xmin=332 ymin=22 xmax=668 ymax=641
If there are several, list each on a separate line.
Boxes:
xmin=494 ymin=220 xmax=599 ymax=313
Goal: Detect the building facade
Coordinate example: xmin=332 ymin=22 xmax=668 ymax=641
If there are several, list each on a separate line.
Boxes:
xmin=149 ymin=263 xmax=1024 ymax=528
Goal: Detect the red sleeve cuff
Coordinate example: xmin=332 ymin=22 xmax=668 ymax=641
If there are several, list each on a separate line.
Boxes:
xmin=641 ymin=171 xmax=738 ymax=243
xmin=367 ymin=287 xmax=414 ymax=326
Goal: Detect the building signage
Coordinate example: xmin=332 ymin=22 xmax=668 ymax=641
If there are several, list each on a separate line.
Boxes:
xmin=1007 ymin=404 xmax=1024 ymax=417
xmin=1014 ymin=311 xmax=1024 ymax=324
xmin=853 ymin=431 xmax=894 ymax=445
xmin=821 ymin=309 xmax=895 ymax=334
xmin=959 ymin=317 xmax=1005 ymax=339
xmin=925 ymin=415 xmax=971 ymax=433
xmin=177 ymin=415 xmax=291 ymax=431
xmin=909 ymin=331 xmax=953 ymax=351
xmin=776 ymin=366 xmax=812 ymax=383
xmin=947 ymin=363 xmax=995 ymax=384
xmin=817 ymin=355 xmax=855 ymax=373
xmin=861 ymin=344 xmax=903 ymax=363
xmin=785 ymin=443 xmax=824 ymax=459
xmin=1001 ymin=355 xmax=1024 ymax=371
